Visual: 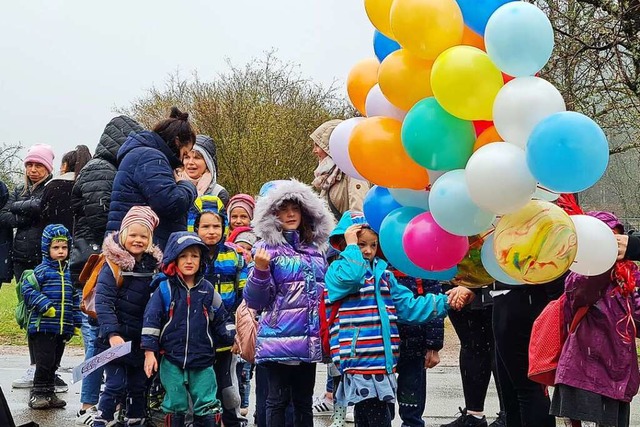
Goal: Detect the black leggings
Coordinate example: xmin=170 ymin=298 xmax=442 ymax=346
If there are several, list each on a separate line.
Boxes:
xmin=354 ymin=398 xmax=393 ymax=427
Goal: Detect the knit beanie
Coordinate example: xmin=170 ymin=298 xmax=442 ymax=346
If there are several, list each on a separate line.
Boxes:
xmin=227 ymin=194 xmax=256 ymax=220
xmin=194 ymin=135 xmax=218 ymax=180
xmin=121 ymin=206 xmax=160 ymax=233
xmin=309 ymin=119 xmax=343 ymax=156
xmin=235 ymin=230 xmax=258 ymax=247
xmin=24 ymin=144 xmax=55 ymax=173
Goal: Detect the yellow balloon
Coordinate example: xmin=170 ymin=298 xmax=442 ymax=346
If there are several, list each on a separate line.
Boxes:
xmin=431 ymin=46 xmax=503 ymax=121
xmin=390 ymin=0 xmax=464 ymax=60
xmin=494 ymin=200 xmax=577 ymax=284
xmin=453 ymin=234 xmax=495 ymax=288
xmin=365 ymin=0 xmax=395 ymax=39
xmin=378 ymin=49 xmax=434 ymax=111
xmin=347 ymin=58 xmax=380 ymax=116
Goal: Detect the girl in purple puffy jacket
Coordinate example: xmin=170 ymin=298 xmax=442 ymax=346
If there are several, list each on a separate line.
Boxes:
xmin=244 ymin=179 xmax=334 ymax=427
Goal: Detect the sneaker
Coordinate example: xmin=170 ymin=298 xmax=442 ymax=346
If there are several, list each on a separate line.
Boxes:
xmin=76 ymin=406 xmax=98 ymax=426
xmin=54 ymin=374 xmax=69 ymax=393
xmin=345 ymin=406 xmax=354 ymax=423
xmin=28 ymin=393 xmax=66 ymax=409
xmin=312 ymin=395 xmax=334 ymax=416
xmin=12 ymin=366 xmax=35 ymax=389
xmin=440 ymin=408 xmax=488 ymax=427
xmin=48 ymin=393 xmax=67 ymax=408
xmin=488 ymin=411 xmax=506 ymax=427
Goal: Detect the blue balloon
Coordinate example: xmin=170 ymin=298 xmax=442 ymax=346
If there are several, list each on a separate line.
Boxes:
xmin=373 ymin=30 xmax=401 ymax=63
xmin=526 ymin=112 xmax=609 ymax=193
xmin=484 ymin=2 xmax=554 ymax=76
xmin=363 ymin=186 xmax=402 ymax=233
xmin=480 ymin=234 xmax=521 ymax=285
xmin=379 ymin=207 xmax=457 ymax=280
xmin=455 ymin=0 xmax=516 ymax=35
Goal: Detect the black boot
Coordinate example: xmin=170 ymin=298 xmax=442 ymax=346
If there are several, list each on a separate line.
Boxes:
xmin=164 ymin=413 xmax=185 ymax=427
xmin=192 ymin=413 xmax=221 ymax=427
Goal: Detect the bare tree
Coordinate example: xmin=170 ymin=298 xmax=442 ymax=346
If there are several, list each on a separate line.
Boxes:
xmin=0 ymin=142 xmax=23 ymax=189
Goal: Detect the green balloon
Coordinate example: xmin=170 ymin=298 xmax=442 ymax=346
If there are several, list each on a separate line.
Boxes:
xmin=401 ymin=97 xmax=475 ymax=170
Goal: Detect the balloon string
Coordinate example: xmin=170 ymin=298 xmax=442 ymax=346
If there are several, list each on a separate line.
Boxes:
xmin=615 ymin=298 xmax=636 ymax=345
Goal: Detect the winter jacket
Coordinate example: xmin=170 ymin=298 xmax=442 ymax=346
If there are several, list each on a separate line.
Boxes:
xmin=0 ymin=175 xmax=52 ymax=267
xmin=555 ymin=270 xmax=640 ymax=402
xmin=41 ymin=172 xmax=75 ymax=232
xmin=203 ymin=244 xmax=247 ymax=317
xmin=95 ymin=232 xmax=162 ymax=365
xmin=106 ymin=131 xmax=197 ymax=249
xmin=627 ymin=234 xmax=640 ymax=261
xmin=21 ymin=224 xmax=81 ymax=337
xmin=0 ymin=181 xmax=13 ymax=283
xmin=193 ymin=135 xmax=229 ymax=206
xmin=244 ymin=179 xmax=335 ymax=364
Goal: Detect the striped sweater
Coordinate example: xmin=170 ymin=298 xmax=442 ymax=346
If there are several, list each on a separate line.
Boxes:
xmin=203 ymin=243 xmax=247 ymax=314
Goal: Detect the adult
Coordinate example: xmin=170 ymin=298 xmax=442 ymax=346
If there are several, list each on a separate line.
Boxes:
xmin=106 ymin=107 xmax=198 ymax=249
xmin=179 ymin=134 xmax=229 ymax=205
xmin=0 ymin=180 xmax=12 ymax=285
xmin=41 ymin=145 xmax=91 ymax=232
xmin=310 ymin=119 xmax=369 ymax=220
xmin=617 ymin=233 xmax=640 ymax=261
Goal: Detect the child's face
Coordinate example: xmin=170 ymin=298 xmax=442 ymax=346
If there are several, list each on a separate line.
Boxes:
xmin=177 ymin=246 xmax=201 ymax=277
xmin=357 ymin=229 xmax=378 ymax=262
xmin=183 ymin=150 xmax=207 ymax=180
xmin=229 ymin=207 xmax=251 ymax=230
xmin=277 ymin=201 xmax=301 ymax=231
xmin=124 ymin=223 xmax=151 ymax=258
xmin=237 ymin=242 xmax=253 ymax=253
xmin=49 ymin=239 xmax=68 ymax=261
xmin=197 ymin=213 xmax=223 ymax=246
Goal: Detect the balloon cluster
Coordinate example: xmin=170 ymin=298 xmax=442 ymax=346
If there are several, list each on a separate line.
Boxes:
xmin=332 ymin=0 xmax=613 ymax=285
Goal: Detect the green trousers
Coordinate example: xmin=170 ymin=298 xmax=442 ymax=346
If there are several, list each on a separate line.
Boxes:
xmin=159 ymin=357 xmax=221 ymax=416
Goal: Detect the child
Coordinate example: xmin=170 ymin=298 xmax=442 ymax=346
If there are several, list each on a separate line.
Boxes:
xmin=227 ymin=193 xmax=255 ymax=232
xmin=244 ymin=179 xmax=335 ymax=426
xmin=188 ymin=195 xmax=247 ymax=426
xmin=92 ymin=206 xmax=162 ymax=427
xmin=227 ymin=226 xmax=257 ymax=264
xmin=551 ymin=211 xmax=640 ymax=427
xmin=21 ymin=223 xmax=81 ymax=409
xmin=142 ymin=231 xmax=232 ymax=427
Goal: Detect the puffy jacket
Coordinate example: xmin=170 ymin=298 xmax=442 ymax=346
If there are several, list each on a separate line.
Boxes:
xmin=204 ymin=244 xmax=247 ymax=316
xmin=0 ymin=175 xmax=52 ymax=267
xmin=41 ymin=172 xmax=75 ymax=232
xmin=244 ymin=179 xmax=335 ymax=364
xmin=21 ymin=224 xmax=81 ymax=337
xmin=0 ymin=181 xmax=13 ymax=283
xmin=106 ymin=131 xmax=197 ymax=249
xmin=95 ymin=232 xmax=162 ymax=365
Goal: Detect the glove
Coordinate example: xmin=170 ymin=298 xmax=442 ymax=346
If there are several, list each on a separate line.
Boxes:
xmin=43 ymin=307 xmax=56 ymax=318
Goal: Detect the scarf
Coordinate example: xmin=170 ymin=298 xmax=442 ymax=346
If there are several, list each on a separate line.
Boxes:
xmin=176 ymin=170 xmax=213 ymax=197
xmin=312 ymin=157 xmax=343 ymax=195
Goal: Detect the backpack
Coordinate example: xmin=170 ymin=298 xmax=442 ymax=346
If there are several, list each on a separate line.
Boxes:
xmin=232 ymin=300 xmax=258 ymax=363
xmin=319 ymin=290 xmax=341 ymax=363
xmin=15 ymin=270 xmax=39 ymax=330
xmin=528 ymin=293 xmax=588 ymax=386
xmin=79 ymin=254 xmax=123 ymax=318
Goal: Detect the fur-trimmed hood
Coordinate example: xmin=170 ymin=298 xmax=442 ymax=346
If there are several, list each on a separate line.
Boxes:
xmin=102 ymin=232 xmax=163 ymax=272
xmin=252 ymin=179 xmax=335 ymax=249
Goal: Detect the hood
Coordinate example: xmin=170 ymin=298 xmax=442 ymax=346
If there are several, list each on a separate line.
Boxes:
xmin=187 ymin=195 xmax=227 ymax=242
xmin=252 ymin=179 xmax=335 ymax=249
xmin=329 ymin=210 xmax=383 ymax=257
xmin=227 ymin=226 xmax=254 ymax=244
xmin=47 ymin=172 xmax=75 ymax=183
xmin=194 ymin=135 xmax=218 ymax=183
xmin=309 ymin=119 xmax=343 ymax=156
xmin=41 ymin=224 xmax=72 ymax=261
xmin=586 ymin=211 xmax=624 ymax=232
xmin=95 ymin=116 xmax=144 ymax=166
xmin=102 ymin=232 xmax=163 ymax=272
xmin=162 ymin=231 xmax=210 ymax=266
xmin=117 ymin=131 xmax=181 ymax=169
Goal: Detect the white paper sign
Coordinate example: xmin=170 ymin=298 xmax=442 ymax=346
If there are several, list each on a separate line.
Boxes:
xmin=72 ymin=341 xmax=132 ymax=384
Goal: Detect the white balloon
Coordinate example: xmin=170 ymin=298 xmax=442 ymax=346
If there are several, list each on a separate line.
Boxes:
xmin=365 ymin=84 xmax=407 ymax=122
xmin=465 ymin=143 xmax=536 ymax=214
xmin=570 ymin=215 xmax=618 ymax=276
xmin=493 ymin=77 xmax=565 ymax=149
xmin=533 ymin=185 xmax=560 ymax=202
xmin=389 ymin=188 xmax=430 ymax=210
xmin=328 ymin=117 xmax=367 ymax=180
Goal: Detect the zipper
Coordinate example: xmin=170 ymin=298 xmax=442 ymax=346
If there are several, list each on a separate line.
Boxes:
xmin=59 ymin=261 xmax=65 ymax=334
xmin=350 ymin=327 xmax=360 ymax=357
xmin=184 ymin=288 xmax=191 ymax=369
xmin=204 ymin=306 xmax=214 ymax=349
xmin=159 ymin=301 xmax=175 ymax=340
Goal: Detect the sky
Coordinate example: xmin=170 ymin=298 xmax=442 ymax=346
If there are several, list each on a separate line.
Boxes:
xmin=0 ymin=0 xmax=373 ymax=172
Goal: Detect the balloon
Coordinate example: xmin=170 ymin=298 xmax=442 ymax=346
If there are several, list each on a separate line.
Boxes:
xmin=455 ymin=0 xmax=517 ymax=35
xmin=403 ymin=212 xmax=470 ymax=271
xmin=389 ymin=188 xmax=430 ymax=211
xmin=328 ymin=117 xmax=367 ymax=181
xmin=429 ymin=169 xmax=496 ymax=236
xmin=526 ymin=112 xmax=609 ymax=193
xmin=494 ymin=200 xmax=578 ymax=284
xmin=473 ymin=120 xmax=493 ymax=137
xmin=365 ymin=0 xmax=395 ymax=39
xmin=401 ymin=97 xmax=475 ymax=170
xmin=347 ymin=58 xmax=380 ymax=115
xmin=363 ymin=186 xmax=402 ymax=233
xmin=373 ymin=30 xmax=401 ymax=62
xmin=258 ymin=180 xmax=289 ymax=198
xmin=428 ymin=169 xmax=447 ymax=184
xmin=378 ymin=49 xmax=434 ymax=111
xmin=431 ymin=46 xmax=504 ymax=120
xmin=493 ymin=77 xmax=566 ymax=149
xmin=473 ymin=125 xmax=503 ymax=152
xmin=532 ymin=185 xmax=560 ymax=202
xmin=480 ymin=234 xmax=522 ymax=285
xmin=461 ymin=25 xmax=485 ymax=50
xmin=454 ymin=234 xmax=498 ymax=288
xmin=485 ymin=2 xmax=554 ymax=77
xmin=569 ymin=215 xmax=618 ymax=276
xmin=365 ymin=84 xmax=407 ymax=122
xmin=349 ymin=117 xmax=430 ymax=189
xmin=465 ymin=143 xmax=537 ymax=214
xmin=390 ymin=0 xmax=464 ymax=60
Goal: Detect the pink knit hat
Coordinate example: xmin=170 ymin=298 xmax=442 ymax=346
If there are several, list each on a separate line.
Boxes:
xmin=121 ymin=206 xmax=160 ymax=233
xmin=24 ymin=144 xmax=55 ymax=173
xmin=227 ymin=194 xmax=256 ymax=220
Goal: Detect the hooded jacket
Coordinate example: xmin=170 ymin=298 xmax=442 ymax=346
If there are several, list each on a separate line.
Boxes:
xmin=41 ymin=172 xmax=76 ymax=232
xmin=21 ymin=224 xmax=81 ymax=337
xmin=193 ymin=135 xmax=229 ymax=206
xmin=106 ymin=131 xmax=197 ymax=249
xmin=0 ymin=181 xmax=13 ymax=283
xmin=244 ymin=179 xmax=334 ymax=364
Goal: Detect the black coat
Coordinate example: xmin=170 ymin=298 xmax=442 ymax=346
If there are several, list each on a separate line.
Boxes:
xmin=41 ymin=172 xmax=75 ymax=232
xmin=0 ymin=181 xmax=13 ymax=283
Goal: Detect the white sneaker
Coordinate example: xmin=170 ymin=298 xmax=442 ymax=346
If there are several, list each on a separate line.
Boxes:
xmin=76 ymin=406 xmax=97 ymax=426
xmin=312 ymin=395 xmax=334 ymax=416
xmin=345 ymin=406 xmax=354 ymax=423
xmin=12 ymin=366 xmax=35 ymax=389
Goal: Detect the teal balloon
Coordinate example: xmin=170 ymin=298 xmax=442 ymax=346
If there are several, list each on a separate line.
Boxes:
xmin=480 ymin=234 xmax=522 ymax=285
xmin=401 ymin=97 xmax=475 ymax=171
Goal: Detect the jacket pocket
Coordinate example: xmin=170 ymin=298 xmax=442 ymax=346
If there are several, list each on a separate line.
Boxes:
xmin=350 ymin=327 xmax=360 ymax=358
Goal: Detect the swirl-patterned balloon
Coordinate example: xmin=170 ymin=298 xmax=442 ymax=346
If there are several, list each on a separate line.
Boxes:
xmin=494 ymin=200 xmax=577 ymax=284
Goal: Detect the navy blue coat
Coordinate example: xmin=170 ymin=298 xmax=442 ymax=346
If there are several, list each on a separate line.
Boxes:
xmin=0 ymin=181 xmax=13 ymax=283
xmin=106 ymin=131 xmax=197 ymax=249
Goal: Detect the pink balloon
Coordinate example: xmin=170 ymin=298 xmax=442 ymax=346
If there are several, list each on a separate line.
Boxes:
xmin=402 ymin=212 xmax=469 ymax=271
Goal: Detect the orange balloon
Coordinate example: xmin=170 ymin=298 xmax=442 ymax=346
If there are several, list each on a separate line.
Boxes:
xmin=473 ymin=125 xmax=504 ymax=152
xmin=378 ymin=49 xmax=434 ymax=111
xmin=349 ymin=117 xmax=429 ymax=189
xmin=347 ymin=58 xmax=380 ymax=116
xmin=461 ymin=26 xmax=485 ymax=51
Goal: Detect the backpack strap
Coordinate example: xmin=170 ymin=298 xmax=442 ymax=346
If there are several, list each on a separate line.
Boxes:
xmin=569 ymin=306 xmax=589 ymax=333
xmin=158 ymin=280 xmax=172 ymax=314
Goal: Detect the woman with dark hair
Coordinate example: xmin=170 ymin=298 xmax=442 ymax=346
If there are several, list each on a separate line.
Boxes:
xmin=106 ymin=107 xmax=198 ymax=249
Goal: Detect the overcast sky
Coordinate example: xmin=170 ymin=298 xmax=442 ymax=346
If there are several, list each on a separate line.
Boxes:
xmin=0 ymin=0 xmax=372 ymax=171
